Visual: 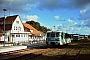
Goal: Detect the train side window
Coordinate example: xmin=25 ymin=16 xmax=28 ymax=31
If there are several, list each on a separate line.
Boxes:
xmin=56 ymin=32 xmax=59 ymax=37
xmin=61 ymin=32 xmax=63 ymax=37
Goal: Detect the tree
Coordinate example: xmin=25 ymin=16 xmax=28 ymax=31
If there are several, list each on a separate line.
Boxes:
xmin=26 ymin=21 xmax=51 ymax=33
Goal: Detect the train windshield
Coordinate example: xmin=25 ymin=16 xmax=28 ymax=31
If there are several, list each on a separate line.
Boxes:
xmin=47 ymin=33 xmax=50 ymax=37
xmin=51 ymin=32 xmax=55 ymax=37
xmin=47 ymin=32 xmax=60 ymax=37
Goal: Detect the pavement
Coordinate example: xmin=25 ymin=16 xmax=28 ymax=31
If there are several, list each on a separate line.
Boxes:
xmin=0 ymin=42 xmax=46 ymax=53
xmin=0 ymin=46 xmax=27 ymax=53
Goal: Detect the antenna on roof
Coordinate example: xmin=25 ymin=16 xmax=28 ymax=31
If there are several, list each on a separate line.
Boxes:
xmin=9 ymin=5 xmax=10 ymax=16
xmin=9 ymin=2 xmax=11 ymax=16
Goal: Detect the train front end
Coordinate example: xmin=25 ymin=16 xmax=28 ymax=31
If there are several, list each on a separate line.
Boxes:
xmin=46 ymin=31 xmax=64 ymax=45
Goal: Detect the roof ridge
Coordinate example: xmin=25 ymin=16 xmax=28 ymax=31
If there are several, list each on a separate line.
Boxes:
xmin=0 ymin=15 xmax=19 ymax=18
xmin=6 ymin=15 xmax=19 ymax=17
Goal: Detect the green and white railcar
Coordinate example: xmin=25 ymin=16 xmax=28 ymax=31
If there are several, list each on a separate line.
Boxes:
xmin=46 ymin=31 xmax=66 ymax=45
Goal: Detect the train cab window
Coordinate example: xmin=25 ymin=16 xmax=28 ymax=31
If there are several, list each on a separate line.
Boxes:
xmin=47 ymin=33 xmax=50 ymax=37
xmin=51 ymin=32 xmax=55 ymax=37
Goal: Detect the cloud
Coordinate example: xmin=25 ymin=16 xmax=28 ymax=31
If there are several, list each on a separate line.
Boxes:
xmin=80 ymin=10 xmax=87 ymax=14
xmin=68 ymin=19 xmax=73 ymax=23
xmin=74 ymin=22 xmax=77 ymax=25
xmin=84 ymin=19 xmax=90 ymax=27
xmin=22 ymin=20 xmax=26 ymax=23
xmin=0 ymin=0 xmax=90 ymax=15
xmin=75 ymin=0 xmax=90 ymax=7
xmin=79 ymin=4 xmax=90 ymax=27
xmin=24 ymin=15 xmax=39 ymax=22
xmin=80 ymin=3 xmax=90 ymax=15
xmin=55 ymin=21 xmax=90 ymax=34
xmin=37 ymin=0 xmax=90 ymax=10
xmin=54 ymin=15 xmax=60 ymax=20
xmin=0 ymin=0 xmax=39 ymax=16
xmin=81 ymin=21 xmax=84 ymax=25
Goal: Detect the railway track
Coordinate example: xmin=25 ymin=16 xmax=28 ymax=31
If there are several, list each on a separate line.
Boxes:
xmin=57 ymin=48 xmax=82 ymax=60
xmin=6 ymin=48 xmax=56 ymax=60
xmin=0 ymin=40 xmax=89 ymax=60
xmin=0 ymin=47 xmax=82 ymax=60
xmin=57 ymin=45 xmax=83 ymax=60
xmin=0 ymin=44 xmax=51 ymax=60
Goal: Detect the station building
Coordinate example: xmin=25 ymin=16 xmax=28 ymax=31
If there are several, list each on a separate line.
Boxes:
xmin=0 ymin=15 xmax=45 ymax=46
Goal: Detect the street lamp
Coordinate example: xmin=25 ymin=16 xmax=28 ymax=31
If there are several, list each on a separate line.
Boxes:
xmin=53 ymin=26 xmax=55 ymax=30
xmin=3 ymin=8 xmax=7 ymax=47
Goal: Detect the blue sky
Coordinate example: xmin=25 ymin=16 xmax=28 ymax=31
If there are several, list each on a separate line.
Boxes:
xmin=0 ymin=0 xmax=90 ymax=35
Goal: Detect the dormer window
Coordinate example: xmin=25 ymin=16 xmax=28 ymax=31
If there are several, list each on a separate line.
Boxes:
xmin=30 ymin=30 xmax=33 ymax=32
xmin=19 ymin=27 xmax=21 ymax=31
xmin=14 ymin=26 xmax=15 ymax=30
xmin=16 ymin=21 xmax=19 ymax=24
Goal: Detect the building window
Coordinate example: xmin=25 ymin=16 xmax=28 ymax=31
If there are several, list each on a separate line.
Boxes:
xmin=26 ymin=34 xmax=27 ymax=37
xmin=21 ymin=34 xmax=23 ymax=37
xmin=16 ymin=21 xmax=19 ymax=24
xmin=12 ymin=35 xmax=14 ymax=37
xmin=16 ymin=34 xmax=20 ymax=37
xmin=16 ymin=27 xmax=17 ymax=30
xmin=19 ymin=27 xmax=21 ymax=31
xmin=24 ymin=34 xmax=25 ymax=37
xmin=14 ymin=26 xmax=15 ymax=30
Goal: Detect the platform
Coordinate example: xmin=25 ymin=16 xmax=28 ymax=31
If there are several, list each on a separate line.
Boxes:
xmin=0 ymin=46 xmax=27 ymax=53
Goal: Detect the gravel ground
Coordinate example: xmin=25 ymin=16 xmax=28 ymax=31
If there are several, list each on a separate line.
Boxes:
xmin=1 ymin=39 xmax=90 ymax=60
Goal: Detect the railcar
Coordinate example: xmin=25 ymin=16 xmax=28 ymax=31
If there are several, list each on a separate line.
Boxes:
xmin=46 ymin=31 xmax=67 ymax=45
xmin=79 ymin=35 xmax=84 ymax=40
xmin=72 ymin=34 xmax=80 ymax=41
xmin=65 ymin=33 xmax=71 ymax=44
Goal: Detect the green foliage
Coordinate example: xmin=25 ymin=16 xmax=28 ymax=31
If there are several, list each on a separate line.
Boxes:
xmin=26 ymin=21 xmax=51 ymax=33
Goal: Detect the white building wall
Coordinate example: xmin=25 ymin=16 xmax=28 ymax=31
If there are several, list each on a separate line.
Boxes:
xmin=10 ymin=16 xmax=29 ymax=43
xmin=0 ymin=36 xmax=4 ymax=41
xmin=15 ymin=34 xmax=29 ymax=43
xmin=11 ymin=16 xmax=24 ymax=33
xmin=0 ymin=36 xmax=9 ymax=43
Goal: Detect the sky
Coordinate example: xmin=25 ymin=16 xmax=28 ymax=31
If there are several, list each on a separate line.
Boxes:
xmin=0 ymin=0 xmax=90 ymax=35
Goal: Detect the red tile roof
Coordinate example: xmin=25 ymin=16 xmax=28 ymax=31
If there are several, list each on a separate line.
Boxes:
xmin=23 ymin=23 xmax=43 ymax=36
xmin=24 ymin=27 xmax=31 ymax=32
xmin=0 ymin=15 xmax=18 ymax=24
xmin=0 ymin=17 xmax=4 ymax=22
xmin=0 ymin=15 xmax=18 ymax=31
xmin=0 ymin=28 xmax=4 ymax=35
xmin=0 ymin=24 xmax=12 ymax=31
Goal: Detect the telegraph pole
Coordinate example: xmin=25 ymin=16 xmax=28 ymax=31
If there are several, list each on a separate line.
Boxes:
xmin=3 ymin=8 xmax=7 ymax=47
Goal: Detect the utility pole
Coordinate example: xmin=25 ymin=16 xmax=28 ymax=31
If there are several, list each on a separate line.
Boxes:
xmin=3 ymin=8 xmax=7 ymax=47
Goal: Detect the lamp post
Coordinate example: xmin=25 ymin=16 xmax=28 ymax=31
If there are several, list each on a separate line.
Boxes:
xmin=53 ymin=26 xmax=55 ymax=30
xmin=3 ymin=8 xmax=7 ymax=47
